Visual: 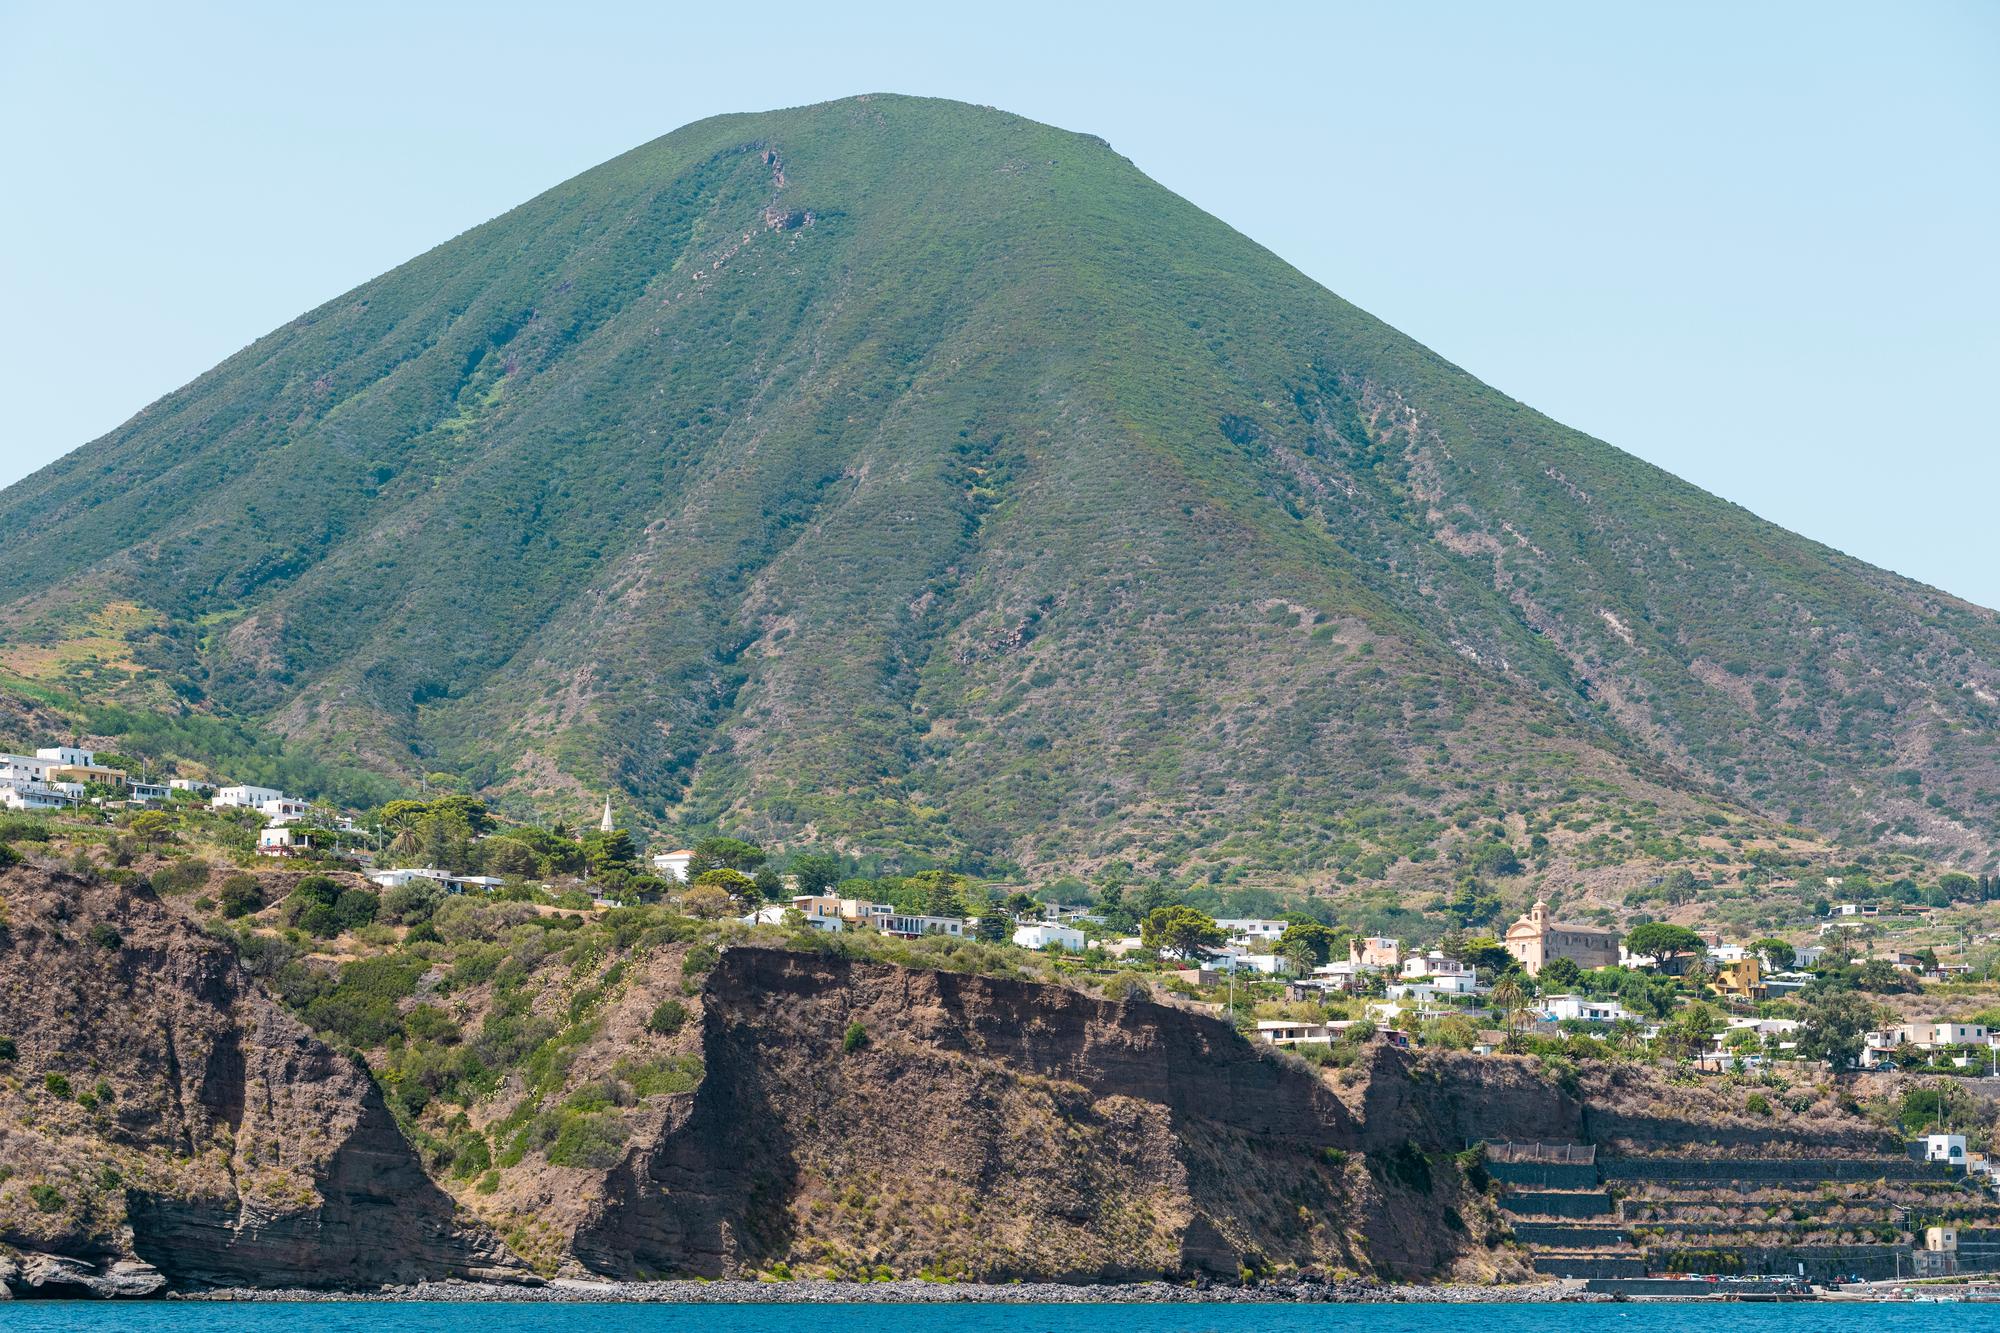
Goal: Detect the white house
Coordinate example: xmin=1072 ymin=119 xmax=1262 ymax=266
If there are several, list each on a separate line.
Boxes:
xmin=1207 ymin=948 xmax=1291 ymax=975
xmin=169 ymin=778 xmax=212 ymax=794
xmin=1255 ymin=1019 xmax=1341 ymax=1047
xmin=1400 ymin=952 xmax=1476 ymax=983
xmin=1388 ymin=973 xmax=1477 ymax=1001
xmin=212 ymin=784 xmax=283 ymax=809
xmin=1541 ymin=995 xmax=1630 ymax=1024
xmin=35 ymin=745 xmax=95 ymax=767
xmin=1013 ymin=921 xmax=1085 ymax=951
xmin=1235 ymin=952 xmax=1293 ymax=975
xmin=1924 ymin=1133 xmax=1969 ymax=1164
xmin=258 ymin=796 xmax=311 ymax=825
xmin=651 ymin=849 xmax=695 ymax=882
xmin=1307 ymin=960 xmax=1365 ymax=992
xmin=366 ymin=867 xmax=454 ymax=891
xmin=257 ymin=825 xmax=310 ymax=856
xmin=879 ymin=911 xmax=966 ymax=939
xmin=127 ymin=781 xmax=171 ymax=803
xmin=0 ymin=779 xmax=73 ymax=811
xmin=1216 ymin=918 xmax=1287 ymax=945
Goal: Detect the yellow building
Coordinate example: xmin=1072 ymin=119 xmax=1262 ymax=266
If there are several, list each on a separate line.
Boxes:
xmin=1714 ymin=956 xmax=1764 ymax=1001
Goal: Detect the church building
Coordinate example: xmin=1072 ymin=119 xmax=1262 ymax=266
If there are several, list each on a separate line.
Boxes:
xmin=1502 ymin=899 xmax=1620 ymax=975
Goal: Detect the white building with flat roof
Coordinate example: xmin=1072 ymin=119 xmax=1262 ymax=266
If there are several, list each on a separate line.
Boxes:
xmin=651 ymin=849 xmax=695 ymax=882
xmin=213 ymin=784 xmax=283 ymax=809
xmin=35 ymin=746 xmax=95 ymax=767
xmin=1216 ymin=918 xmax=1287 ymax=944
xmin=258 ymin=795 xmax=311 ymax=825
xmin=258 ymin=825 xmax=311 ymax=855
xmin=1013 ymin=921 xmax=1086 ymax=951
xmin=1542 ymin=995 xmax=1630 ymax=1024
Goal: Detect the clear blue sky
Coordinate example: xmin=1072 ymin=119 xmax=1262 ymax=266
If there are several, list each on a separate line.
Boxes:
xmin=3 ymin=1 xmax=1995 ymax=604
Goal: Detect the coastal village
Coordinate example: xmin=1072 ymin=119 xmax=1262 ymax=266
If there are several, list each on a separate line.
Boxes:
xmin=8 ymin=741 xmax=2000 ymax=1081
xmin=11 ymin=739 xmax=2000 ymax=1295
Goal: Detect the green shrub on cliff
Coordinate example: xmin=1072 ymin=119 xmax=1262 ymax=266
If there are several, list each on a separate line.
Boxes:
xmin=646 ymin=999 xmax=688 ymax=1036
xmin=219 ymin=872 xmax=264 ymax=919
xmin=1100 ymin=973 xmax=1151 ymax=1002
xmin=619 ymin=1054 xmax=704 ymax=1097
xmin=544 ymin=1111 xmax=626 ymax=1169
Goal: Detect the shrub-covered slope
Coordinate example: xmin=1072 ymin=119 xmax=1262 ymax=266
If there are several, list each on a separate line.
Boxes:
xmin=3 ymin=94 xmax=1996 ymax=873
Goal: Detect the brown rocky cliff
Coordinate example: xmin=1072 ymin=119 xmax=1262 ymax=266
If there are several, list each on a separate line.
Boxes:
xmin=0 ymin=864 xmax=522 ymax=1291
xmin=569 ymin=946 xmax=1517 ymax=1282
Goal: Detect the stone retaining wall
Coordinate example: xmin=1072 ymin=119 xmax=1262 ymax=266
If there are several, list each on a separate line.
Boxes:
xmin=1601 ymin=1157 xmax=1941 ymax=1183
xmin=1500 ymin=1191 xmax=1613 ymax=1218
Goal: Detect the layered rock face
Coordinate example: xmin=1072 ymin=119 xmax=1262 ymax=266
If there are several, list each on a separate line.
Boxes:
xmin=0 ymin=866 xmax=521 ymax=1293
xmin=569 ymin=947 xmax=1518 ymax=1282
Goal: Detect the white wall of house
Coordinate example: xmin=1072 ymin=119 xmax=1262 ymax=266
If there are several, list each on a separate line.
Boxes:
xmin=651 ymin=850 xmax=694 ymax=882
xmin=35 ymin=746 xmax=94 ymax=767
xmin=213 ymin=784 xmax=283 ymax=809
xmin=1013 ymin=922 xmax=1085 ymax=951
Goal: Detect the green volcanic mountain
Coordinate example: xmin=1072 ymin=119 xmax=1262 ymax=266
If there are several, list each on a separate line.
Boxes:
xmin=4 ymin=94 xmax=1997 ymax=880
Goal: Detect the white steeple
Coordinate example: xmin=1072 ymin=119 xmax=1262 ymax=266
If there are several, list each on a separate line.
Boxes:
xmin=599 ymin=796 xmax=615 ymax=833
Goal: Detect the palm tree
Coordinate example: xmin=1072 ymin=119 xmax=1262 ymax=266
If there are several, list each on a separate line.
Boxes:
xmin=1609 ymin=1017 xmax=1643 ymax=1054
xmin=1491 ymin=977 xmax=1528 ymax=1048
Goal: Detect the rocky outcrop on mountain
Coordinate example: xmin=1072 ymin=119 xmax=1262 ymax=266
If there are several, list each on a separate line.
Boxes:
xmin=0 ymin=864 xmax=523 ymax=1294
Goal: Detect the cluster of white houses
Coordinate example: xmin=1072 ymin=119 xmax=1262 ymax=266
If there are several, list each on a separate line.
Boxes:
xmin=0 ymin=745 xmax=143 ymax=810
xmin=0 ymin=742 xmax=346 ymax=858
xmin=740 ymin=892 xmax=1092 ymax=951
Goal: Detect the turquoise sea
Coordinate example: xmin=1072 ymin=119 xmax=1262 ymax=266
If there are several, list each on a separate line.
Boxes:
xmin=8 ymin=1305 xmax=1999 ymax=1333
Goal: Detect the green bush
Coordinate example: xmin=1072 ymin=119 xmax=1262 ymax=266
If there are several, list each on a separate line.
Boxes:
xmin=219 ymin=873 xmax=264 ymax=918
xmin=150 ymin=858 xmax=211 ymax=895
xmin=620 ymin=1054 xmax=705 ymax=1097
xmin=403 ymin=1004 xmax=462 ymax=1044
xmin=43 ymin=1072 xmax=71 ymax=1099
xmin=0 ymin=1036 xmax=16 ymax=1061
xmin=86 ymin=922 xmax=123 ymax=950
xmin=646 ymin=999 xmax=688 ymax=1036
xmin=1100 ymin=973 xmax=1151 ymax=1002
xmin=288 ymin=876 xmax=379 ymax=936
xmin=545 ymin=1111 xmax=626 ymax=1169
xmin=843 ymin=1020 xmax=869 ymax=1053
xmin=27 ymin=1183 xmax=63 ymax=1213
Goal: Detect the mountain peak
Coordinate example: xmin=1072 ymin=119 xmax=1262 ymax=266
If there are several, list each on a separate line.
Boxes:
xmin=3 ymin=98 xmax=1995 ymax=893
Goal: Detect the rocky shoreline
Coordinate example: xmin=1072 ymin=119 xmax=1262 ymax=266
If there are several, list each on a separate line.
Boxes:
xmin=175 ymin=1277 xmax=1610 ymax=1303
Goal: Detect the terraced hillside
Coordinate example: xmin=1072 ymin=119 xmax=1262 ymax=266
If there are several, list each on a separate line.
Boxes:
xmin=3 ymin=94 xmax=1997 ymax=880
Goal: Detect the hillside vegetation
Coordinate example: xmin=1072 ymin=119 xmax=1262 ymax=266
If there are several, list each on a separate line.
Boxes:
xmin=2 ymin=94 xmax=1996 ymax=884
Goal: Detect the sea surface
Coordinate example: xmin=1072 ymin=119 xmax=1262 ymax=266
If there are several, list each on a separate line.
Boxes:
xmin=10 ymin=1305 xmax=2000 ymax=1333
